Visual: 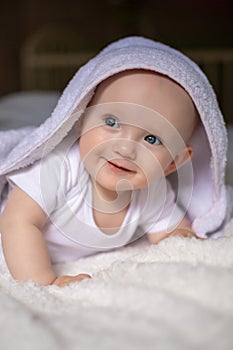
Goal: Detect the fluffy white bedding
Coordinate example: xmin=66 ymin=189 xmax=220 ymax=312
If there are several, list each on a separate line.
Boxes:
xmin=1 ymin=229 xmax=233 ymax=350
xmin=0 ymin=92 xmax=233 ymax=350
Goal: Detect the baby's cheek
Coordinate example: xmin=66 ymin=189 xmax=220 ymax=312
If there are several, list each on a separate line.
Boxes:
xmin=147 ymin=169 xmax=165 ymax=186
xmin=139 ymin=153 xmax=165 ymax=183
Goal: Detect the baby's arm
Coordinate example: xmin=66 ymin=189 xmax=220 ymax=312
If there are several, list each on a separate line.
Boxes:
xmin=0 ymin=186 xmax=90 ymax=286
xmin=147 ymin=217 xmax=201 ymax=245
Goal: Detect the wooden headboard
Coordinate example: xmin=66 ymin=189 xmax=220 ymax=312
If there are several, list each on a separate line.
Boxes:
xmin=20 ymin=28 xmax=233 ymax=123
xmin=20 ymin=26 xmax=97 ymax=92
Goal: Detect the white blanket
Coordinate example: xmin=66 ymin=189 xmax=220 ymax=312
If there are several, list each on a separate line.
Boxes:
xmin=0 ymin=226 xmax=233 ymax=350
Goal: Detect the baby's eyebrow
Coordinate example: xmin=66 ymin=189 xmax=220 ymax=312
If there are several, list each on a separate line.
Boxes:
xmin=103 ymin=113 xmax=120 ymax=120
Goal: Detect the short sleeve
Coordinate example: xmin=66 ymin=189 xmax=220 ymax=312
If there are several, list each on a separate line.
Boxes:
xmin=7 ymin=139 xmax=80 ymax=216
xmin=139 ymin=179 xmax=184 ymax=234
xmin=7 ymin=156 xmax=60 ymax=215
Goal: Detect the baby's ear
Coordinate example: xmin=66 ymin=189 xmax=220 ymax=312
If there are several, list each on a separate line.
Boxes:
xmin=164 ymin=146 xmax=193 ymax=176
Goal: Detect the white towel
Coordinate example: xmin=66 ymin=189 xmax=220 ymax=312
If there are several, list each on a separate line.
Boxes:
xmin=0 ymin=36 xmax=232 ymax=238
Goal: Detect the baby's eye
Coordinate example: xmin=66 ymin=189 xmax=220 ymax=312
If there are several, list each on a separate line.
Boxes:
xmin=104 ymin=116 xmax=120 ymax=128
xmin=144 ymin=134 xmax=161 ymax=145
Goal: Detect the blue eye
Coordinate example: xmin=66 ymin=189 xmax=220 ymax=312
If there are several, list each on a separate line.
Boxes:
xmin=104 ymin=116 xmax=120 ymax=128
xmin=144 ymin=134 xmax=161 ymax=145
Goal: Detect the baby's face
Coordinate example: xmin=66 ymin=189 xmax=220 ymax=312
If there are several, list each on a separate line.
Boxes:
xmin=78 ymin=70 xmax=197 ymax=198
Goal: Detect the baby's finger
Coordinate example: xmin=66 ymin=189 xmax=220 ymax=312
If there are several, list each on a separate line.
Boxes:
xmin=74 ymin=274 xmax=92 ymax=281
xmin=52 ymin=274 xmax=91 ymax=287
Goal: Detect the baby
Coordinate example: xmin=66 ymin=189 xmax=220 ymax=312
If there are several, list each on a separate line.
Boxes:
xmin=0 ymin=36 xmax=230 ymax=287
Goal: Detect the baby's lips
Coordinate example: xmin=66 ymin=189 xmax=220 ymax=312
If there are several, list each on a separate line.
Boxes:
xmin=107 ymin=159 xmax=136 ymax=172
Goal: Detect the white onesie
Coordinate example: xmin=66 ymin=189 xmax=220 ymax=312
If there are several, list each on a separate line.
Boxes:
xmin=1 ymin=138 xmax=184 ymax=264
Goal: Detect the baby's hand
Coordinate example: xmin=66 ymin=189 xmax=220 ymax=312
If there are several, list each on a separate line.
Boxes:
xmin=147 ymin=227 xmax=206 ymax=245
xmin=169 ymin=227 xmax=198 ymax=239
xmin=52 ymin=274 xmax=91 ymax=287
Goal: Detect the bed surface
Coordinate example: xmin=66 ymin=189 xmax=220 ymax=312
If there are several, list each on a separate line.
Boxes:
xmin=1 ymin=229 xmax=233 ymax=350
xmin=0 ymin=91 xmax=60 ymax=130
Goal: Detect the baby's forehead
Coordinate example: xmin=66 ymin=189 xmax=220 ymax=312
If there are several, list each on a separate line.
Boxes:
xmin=96 ymin=69 xmax=187 ymax=97
xmin=91 ymin=69 xmax=196 ymax=119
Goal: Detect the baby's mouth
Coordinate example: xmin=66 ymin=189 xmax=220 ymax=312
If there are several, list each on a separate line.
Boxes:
xmin=107 ymin=160 xmax=135 ymax=173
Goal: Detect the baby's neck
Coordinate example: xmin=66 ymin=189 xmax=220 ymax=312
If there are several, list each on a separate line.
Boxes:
xmin=90 ymin=181 xmax=132 ymax=234
xmin=92 ymin=185 xmax=132 ymax=235
xmin=92 ymin=182 xmax=132 ymax=214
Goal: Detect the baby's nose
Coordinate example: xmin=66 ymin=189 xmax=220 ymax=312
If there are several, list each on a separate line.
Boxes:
xmin=112 ymin=138 xmax=137 ymax=160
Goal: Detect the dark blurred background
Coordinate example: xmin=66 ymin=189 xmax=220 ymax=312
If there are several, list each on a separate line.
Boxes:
xmin=0 ymin=0 xmax=232 ymax=96
xmin=0 ymin=0 xmax=232 ymax=122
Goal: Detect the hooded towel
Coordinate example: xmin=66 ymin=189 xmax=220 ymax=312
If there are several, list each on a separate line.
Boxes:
xmin=0 ymin=36 xmax=232 ymax=238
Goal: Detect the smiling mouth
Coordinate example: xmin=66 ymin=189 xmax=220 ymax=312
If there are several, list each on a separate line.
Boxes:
xmin=107 ymin=161 xmax=134 ymax=173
